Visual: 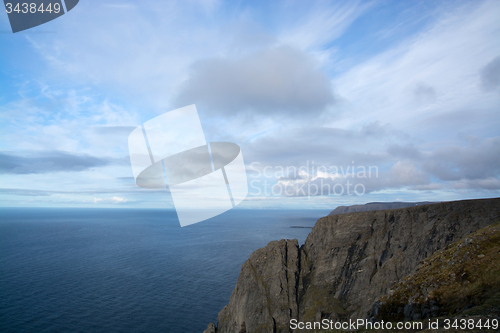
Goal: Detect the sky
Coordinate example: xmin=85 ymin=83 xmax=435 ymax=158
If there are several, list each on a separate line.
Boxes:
xmin=0 ymin=0 xmax=499 ymax=210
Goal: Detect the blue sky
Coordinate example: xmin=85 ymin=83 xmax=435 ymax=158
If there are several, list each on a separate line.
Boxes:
xmin=0 ymin=0 xmax=499 ymax=209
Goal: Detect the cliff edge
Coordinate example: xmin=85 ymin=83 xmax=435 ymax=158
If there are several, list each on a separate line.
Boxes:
xmin=206 ymin=198 xmax=500 ymax=333
xmin=328 ymin=201 xmax=436 ymax=216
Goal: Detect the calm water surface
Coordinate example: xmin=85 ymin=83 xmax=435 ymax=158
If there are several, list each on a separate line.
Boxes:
xmin=0 ymin=208 xmax=329 ymax=333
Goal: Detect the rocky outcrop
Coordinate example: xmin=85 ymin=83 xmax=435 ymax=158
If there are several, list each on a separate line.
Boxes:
xmin=203 ymin=323 xmax=217 ymax=333
xmin=207 ymin=198 xmax=500 ymax=333
xmin=328 ymin=201 xmax=436 ymax=216
xmin=216 ymin=239 xmax=301 ymax=333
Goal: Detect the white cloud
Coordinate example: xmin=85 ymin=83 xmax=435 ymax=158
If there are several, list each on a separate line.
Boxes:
xmin=278 ymin=1 xmax=371 ymax=51
xmin=93 ymin=196 xmax=130 ymax=204
xmin=332 ymin=0 xmax=500 ymax=137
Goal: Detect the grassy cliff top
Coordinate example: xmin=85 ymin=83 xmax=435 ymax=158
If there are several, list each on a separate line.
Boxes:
xmin=377 ymin=222 xmax=500 ymax=320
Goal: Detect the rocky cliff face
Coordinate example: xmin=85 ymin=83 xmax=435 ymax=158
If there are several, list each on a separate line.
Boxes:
xmin=208 ymin=198 xmax=500 ymax=333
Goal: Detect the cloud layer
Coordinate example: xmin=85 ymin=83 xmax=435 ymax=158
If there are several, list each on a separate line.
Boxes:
xmin=0 ymin=151 xmax=114 ymax=174
xmin=175 ymin=45 xmax=334 ymax=117
xmin=1 ymin=0 xmax=499 ymax=208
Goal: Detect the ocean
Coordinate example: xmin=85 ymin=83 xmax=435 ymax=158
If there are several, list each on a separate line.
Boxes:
xmin=0 ymin=208 xmax=329 ymax=333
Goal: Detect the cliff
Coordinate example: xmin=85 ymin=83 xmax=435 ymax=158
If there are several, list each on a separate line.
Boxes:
xmin=328 ymin=201 xmax=436 ymax=216
xmin=205 ymin=198 xmax=500 ymax=333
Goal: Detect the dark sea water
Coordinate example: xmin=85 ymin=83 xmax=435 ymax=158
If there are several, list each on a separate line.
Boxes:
xmin=0 ymin=208 xmax=329 ymax=333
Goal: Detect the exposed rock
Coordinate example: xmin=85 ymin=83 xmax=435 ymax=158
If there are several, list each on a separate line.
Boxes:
xmin=328 ymin=201 xmax=436 ymax=216
xmin=203 ymin=322 xmax=217 ymax=333
xmin=212 ymin=198 xmax=500 ymax=333
xmin=217 ymin=239 xmax=300 ymax=333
